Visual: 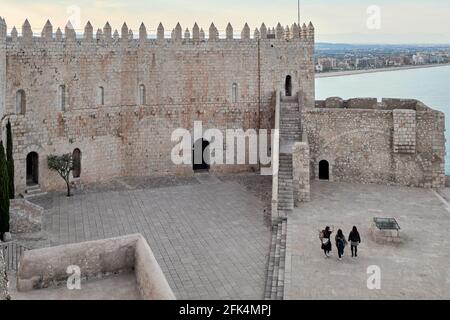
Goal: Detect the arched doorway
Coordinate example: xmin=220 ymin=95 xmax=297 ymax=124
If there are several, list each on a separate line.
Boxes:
xmin=319 ymin=160 xmax=330 ymax=180
xmin=193 ymin=139 xmax=210 ymax=172
xmin=26 ymin=152 xmax=39 ymax=186
xmin=73 ymin=148 xmax=81 ymax=178
xmin=285 ymin=75 xmax=292 ymax=97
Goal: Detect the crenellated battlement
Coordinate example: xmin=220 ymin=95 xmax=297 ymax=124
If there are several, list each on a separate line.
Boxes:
xmin=0 ymin=16 xmax=7 ymax=39
xmin=4 ymin=19 xmax=315 ymax=44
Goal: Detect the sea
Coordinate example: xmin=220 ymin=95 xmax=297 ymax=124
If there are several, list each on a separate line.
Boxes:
xmin=315 ymin=65 xmax=450 ymax=174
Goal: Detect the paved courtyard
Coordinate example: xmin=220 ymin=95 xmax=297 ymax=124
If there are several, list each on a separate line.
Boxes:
xmin=285 ymin=181 xmax=450 ymax=300
xmin=23 ymin=174 xmax=272 ymax=300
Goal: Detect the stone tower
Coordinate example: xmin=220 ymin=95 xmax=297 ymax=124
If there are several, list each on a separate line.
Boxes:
xmin=0 ymin=17 xmax=6 ymax=121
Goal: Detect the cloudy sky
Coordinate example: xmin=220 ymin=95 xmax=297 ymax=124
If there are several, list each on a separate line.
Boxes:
xmin=1 ymin=0 xmax=450 ymax=44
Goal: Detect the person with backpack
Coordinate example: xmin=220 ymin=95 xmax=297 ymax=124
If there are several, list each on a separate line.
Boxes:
xmin=348 ymin=226 xmax=361 ymax=257
xmin=335 ymin=229 xmax=348 ymax=261
xmin=319 ymin=226 xmax=333 ymax=257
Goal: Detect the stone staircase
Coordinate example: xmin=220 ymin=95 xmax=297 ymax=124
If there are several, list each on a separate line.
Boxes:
xmin=280 ymin=101 xmax=301 ymax=144
xmin=264 ymin=98 xmax=301 ymax=300
xmin=22 ymin=185 xmax=47 ymax=199
xmin=277 ymin=154 xmax=294 ymax=217
xmin=264 ymin=218 xmax=287 ymax=300
xmin=277 ymin=101 xmax=301 ymax=218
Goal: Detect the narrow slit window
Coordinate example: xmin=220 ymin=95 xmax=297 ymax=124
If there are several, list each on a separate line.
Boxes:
xmin=16 ymin=90 xmax=26 ymax=114
xmin=98 ymin=86 xmax=105 ymax=105
xmin=139 ymin=84 xmax=146 ymax=105
xmin=58 ymin=85 xmax=66 ymax=111
xmin=232 ymin=83 xmax=238 ymax=103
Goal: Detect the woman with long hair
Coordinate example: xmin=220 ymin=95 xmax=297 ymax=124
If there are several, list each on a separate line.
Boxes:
xmin=348 ymin=226 xmax=361 ymax=257
xmin=319 ymin=226 xmax=333 ymax=257
xmin=335 ymin=229 xmax=348 ymax=261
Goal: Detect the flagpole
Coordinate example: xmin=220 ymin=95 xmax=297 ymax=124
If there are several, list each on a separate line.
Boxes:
xmin=298 ymin=0 xmax=300 ymax=25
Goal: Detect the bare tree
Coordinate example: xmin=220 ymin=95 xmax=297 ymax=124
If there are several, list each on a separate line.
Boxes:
xmin=47 ymin=154 xmax=74 ymax=197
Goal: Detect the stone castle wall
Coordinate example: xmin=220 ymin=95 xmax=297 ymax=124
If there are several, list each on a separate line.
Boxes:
xmin=0 ymin=20 xmax=315 ymax=194
xmin=304 ymin=98 xmax=446 ymax=188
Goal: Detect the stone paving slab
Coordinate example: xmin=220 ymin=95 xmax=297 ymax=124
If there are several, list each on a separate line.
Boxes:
xmin=25 ymin=175 xmax=271 ymax=300
xmin=285 ymin=181 xmax=450 ymax=300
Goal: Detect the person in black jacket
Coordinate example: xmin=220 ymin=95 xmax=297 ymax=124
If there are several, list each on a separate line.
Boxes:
xmin=348 ymin=226 xmax=361 ymax=257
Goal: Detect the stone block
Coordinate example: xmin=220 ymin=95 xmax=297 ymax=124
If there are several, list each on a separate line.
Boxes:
xmin=345 ymin=98 xmax=378 ymax=109
xmin=324 ymin=97 xmax=344 ymax=109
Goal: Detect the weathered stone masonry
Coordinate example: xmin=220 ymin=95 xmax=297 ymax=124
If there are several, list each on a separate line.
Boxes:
xmin=304 ymin=98 xmax=445 ymax=188
xmin=0 ymin=16 xmax=445 ymax=197
xmin=0 ymin=18 xmax=314 ymax=194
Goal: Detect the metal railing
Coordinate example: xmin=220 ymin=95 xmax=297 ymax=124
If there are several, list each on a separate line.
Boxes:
xmin=0 ymin=242 xmax=29 ymax=271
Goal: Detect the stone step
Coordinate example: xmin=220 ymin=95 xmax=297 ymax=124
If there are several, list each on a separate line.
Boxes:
xmin=278 ymin=193 xmax=293 ymax=198
xmin=22 ymin=191 xmax=48 ymax=199
xmin=276 ymin=220 xmax=287 ymax=300
xmin=25 ymin=185 xmax=41 ymax=192
xmin=270 ymin=221 xmax=283 ymax=300
xmin=264 ymin=223 xmax=278 ymax=300
xmin=280 ymin=130 xmax=300 ymax=134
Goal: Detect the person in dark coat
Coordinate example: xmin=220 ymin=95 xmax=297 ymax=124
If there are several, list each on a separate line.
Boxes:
xmin=319 ymin=226 xmax=333 ymax=257
xmin=335 ymin=229 xmax=348 ymax=261
xmin=348 ymin=226 xmax=361 ymax=257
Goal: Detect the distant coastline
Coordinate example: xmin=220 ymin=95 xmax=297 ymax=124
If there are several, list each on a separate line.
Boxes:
xmin=315 ymin=63 xmax=450 ymax=78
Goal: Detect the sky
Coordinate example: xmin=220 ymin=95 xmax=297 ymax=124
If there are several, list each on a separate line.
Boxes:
xmin=1 ymin=0 xmax=450 ymax=44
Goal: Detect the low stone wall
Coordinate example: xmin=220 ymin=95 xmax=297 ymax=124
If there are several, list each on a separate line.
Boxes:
xmin=303 ymin=98 xmax=445 ymax=188
xmin=10 ymin=199 xmax=43 ymax=234
xmin=315 ymin=97 xmax=435 ymax=112
xmin=446 ymin=176 xmax=450 ymax=187
xmin=16 ymin=234 xmax=175 ymax=300
xmin=0 ymin=251 xmax=9 ymax=300
xmin=134 ymin=236 xmax=175 ymax=300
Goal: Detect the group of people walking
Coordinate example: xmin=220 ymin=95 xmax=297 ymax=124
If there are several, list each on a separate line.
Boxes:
xmin=319 ymin=226 xmax=361 ymax=260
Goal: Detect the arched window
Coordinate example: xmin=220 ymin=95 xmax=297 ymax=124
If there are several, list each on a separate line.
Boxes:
xmin=58 ymin=85 xmax=66 ymax=111
xmin=98 ymin=86 xmax=105 ymax=105
xmin=232 ymin=83 xmax=238 ymax=103
xmin=139 ymin=84 xmax=146 ymax=105
xmin=16 ymin=90 xmax=26 ymax=114
xmin=72 ymin=148 xmax=82 ymax=178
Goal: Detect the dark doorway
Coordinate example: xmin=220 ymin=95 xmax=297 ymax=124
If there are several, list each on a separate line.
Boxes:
xmin=193 ymin=139 xmax=210 ymax=172
xmin=73 ymin=148 xmax=81 ymax=178
xmin=26 ymin=152 xmax=39 ymax=186
xmin=319 ymin=160 xmax=330 ymax=180
xmin=285 ymin=75 xmax=292 ymax=97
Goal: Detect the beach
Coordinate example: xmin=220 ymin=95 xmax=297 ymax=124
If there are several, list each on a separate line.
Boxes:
xmin=315 ymin=63 xmax=450 ymax=78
